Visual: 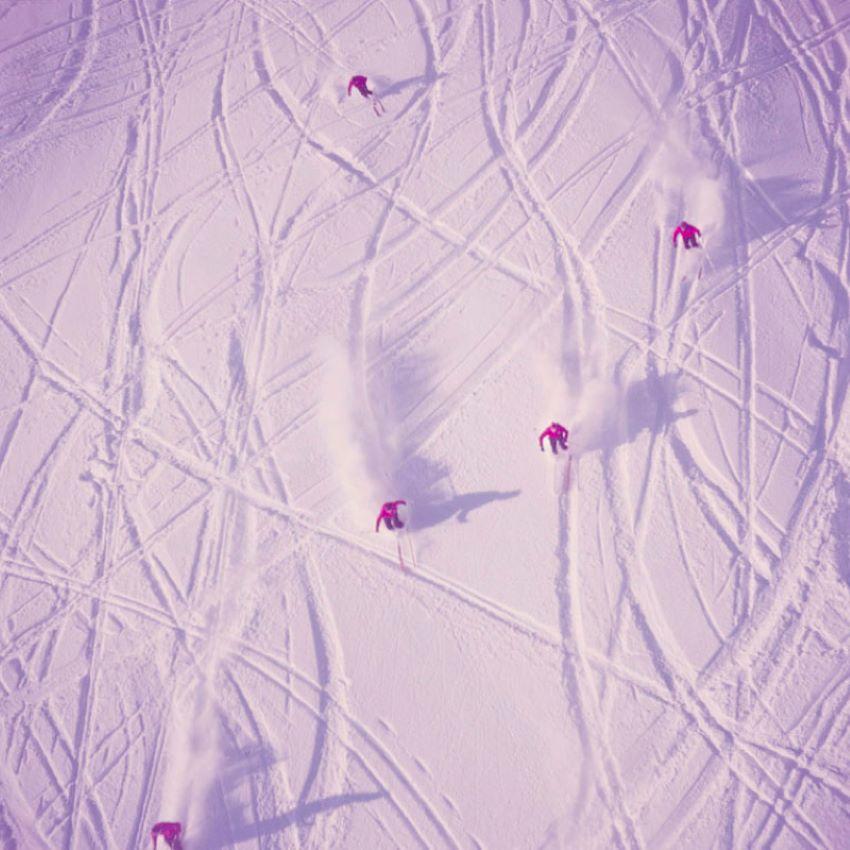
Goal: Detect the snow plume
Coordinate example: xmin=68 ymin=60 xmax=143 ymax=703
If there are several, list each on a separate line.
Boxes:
xmin=158 ymin=502 xmax=261 ymax=847
xmin=568 ymin=377 xmax=623 ymax=454
xmin=318 ymin=338 xmax=396 ymax=525
xmin=545 ymin=335 xmax=622 ymax=456
xmin=652 ymin=119 xmax=725 ymax=237
xmin=535 ymin=304 xmax=697 ymax=455
xmin=535 ymin=344 xmax=581 ymax=428
xmin=159 ymin=669 xmax=223 ymax=848
xmin=535 ymin=309 xmax=607 ymax=445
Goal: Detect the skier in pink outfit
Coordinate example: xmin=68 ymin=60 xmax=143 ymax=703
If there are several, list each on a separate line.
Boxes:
xmin=151 ymin=822 xmax=182 ymax=849
xmin=348 ymin=75 xmax=372 ymax=98
xmin=376 ymin=500 xmax=407 ymax=532
xmin=539 ymin=422 xmax=569 ymax=454
xmin=672 ymin=220 xmax=701 ymax=249
xmin=348 ymin=74 xmax=385 ymax=115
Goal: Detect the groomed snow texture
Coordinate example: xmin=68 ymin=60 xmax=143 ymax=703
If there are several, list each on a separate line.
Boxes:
xmin=1 ymin=1 xmax=850 ymax=848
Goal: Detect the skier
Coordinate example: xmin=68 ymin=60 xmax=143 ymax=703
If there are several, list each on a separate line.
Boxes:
xmin=539 ymin=422 xmax=569 ymax=454
xmin=672 ymin=220 xmax=701 ymax=249
xmin=348 ymin=74 xmax=385 ymax=115
xmin=151 ymin=822 xmax=182 ymax=849
xmin=376 ymin=500 xmax=407 ymax=532
xmin=348 ymin=75 xmax=372 ymax=98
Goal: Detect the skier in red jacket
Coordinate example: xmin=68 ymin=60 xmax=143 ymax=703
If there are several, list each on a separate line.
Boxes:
xmin=672 ymin=220 xmax=701 ymax=249
xmin=348 ymin=74 xmax=384 ymax=115
xmin=348 ymin=75 xmax=372 ymax=98
xmin=539 ymin=422 xmax=569 ymax=454
xmin=376 ymin=500 xmax=406 ymax=532
xmin=151 ymin=822 xmax=182 ymax=849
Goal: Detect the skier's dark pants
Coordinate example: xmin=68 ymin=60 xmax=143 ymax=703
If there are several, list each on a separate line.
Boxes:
xmin=548 ymin=437 xmax=568 ymax=454
xmin=684 ymin=236 xmax=698 ymax=249
xmin=383 ymin=516 xmax=404 ymax=531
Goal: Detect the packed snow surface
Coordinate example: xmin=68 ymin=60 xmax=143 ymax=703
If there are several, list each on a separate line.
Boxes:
xmin=1 ymin=1 xmax=850 ymax=848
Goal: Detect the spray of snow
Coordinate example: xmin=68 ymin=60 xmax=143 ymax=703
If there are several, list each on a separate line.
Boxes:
xmin=535 ymin=308 xmax=698 ymax=456
xmin=534 ymin=345 xmax=580 ymax=430
xmin=157 ymin=503 xmax=264 ymax=847
xmin=158 ymin=671 xmax=223 ymax=848
xmin=568 ymin=378 xmax=624 ymax=454
xmin=318 ymin=338 xmax=397 ymax=526
xmin=534 ymin=316 xmax=613 ymax=454
xmin=652 ymin=119 xmax=725 ymax=240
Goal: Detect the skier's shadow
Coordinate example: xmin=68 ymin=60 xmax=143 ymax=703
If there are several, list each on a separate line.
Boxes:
xmin=218 ymin=791 xmax=385 ymax=846
xmin=394 ymin=455 xmax=520 ymax=530
xmin=371 ymin=352 xmax=521 ymax=531
xmin=699 ymin=175 xmax=823 ymax=273
xmin=572 ymin=372 xmax=698 ymax=455
xmin=203 ymin=743 xmax=385 ymax=847
xmin=370 ymin=71 xmax=448 ymax=98
xmin=410 ymin=489 xmax=521 ymax=530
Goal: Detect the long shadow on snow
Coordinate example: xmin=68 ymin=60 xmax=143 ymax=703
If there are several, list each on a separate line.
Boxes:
xmin=411 ymin=489 xmax=522 ymax=530
xmin=203 ymin=722 xmax=384 ymax=846
xmin=393 ymin=456 xmax=520 ymax=530
xmin=365 ymin=72 xmax=449 ymax=122
xmin=210 ymin=791 xmax=385 ymax=847
xmin=370 ymin=72 xmax=448 ymax=98
xmin=699 ymin=175 xmax=824 ymax=274
xmin=394 ymin=440 xmax=522 ymax=531
xmin=573 ymin=372 xmax=697 ymax=456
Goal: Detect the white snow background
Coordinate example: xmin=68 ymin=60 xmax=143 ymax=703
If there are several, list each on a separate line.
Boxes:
xmin=1 ymin=1 xmax=850 ymax=848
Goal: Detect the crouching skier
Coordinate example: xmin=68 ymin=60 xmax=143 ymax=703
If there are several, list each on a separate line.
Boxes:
xmin=539 ymin=422 xmax=570 ymax=454
xmin=348 ymin=74 xmax=385 ymax=115
xmin=672 ymin=220 xmax=701 ymax=249
xmin=151 ymin=822 xmax=182 ymax=850
xmin=376 ymin=500 xmax=407 ymax=532
xmin=376 ymin=500 xmax=416 ymax=570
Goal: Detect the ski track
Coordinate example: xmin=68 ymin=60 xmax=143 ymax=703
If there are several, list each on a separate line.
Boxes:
xmin=1 ymin=0 xmax=849 ymax=848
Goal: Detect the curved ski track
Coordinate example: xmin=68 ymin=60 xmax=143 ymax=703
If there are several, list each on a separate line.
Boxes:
xmin=0 ymin=1 xmax=849 ymax=848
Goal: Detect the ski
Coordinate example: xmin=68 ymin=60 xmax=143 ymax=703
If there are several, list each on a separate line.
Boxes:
xmin=396 ymin=532 xmax=417 ymax=572
xmin=551 ymin=454 xmax=571 ymax=495
xmin=404 ymin=531 xmax=418 ymax=571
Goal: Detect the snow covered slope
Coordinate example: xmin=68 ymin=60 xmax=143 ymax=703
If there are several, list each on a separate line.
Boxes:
xmin=1 ymin=1 xmax=849 ymax=848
